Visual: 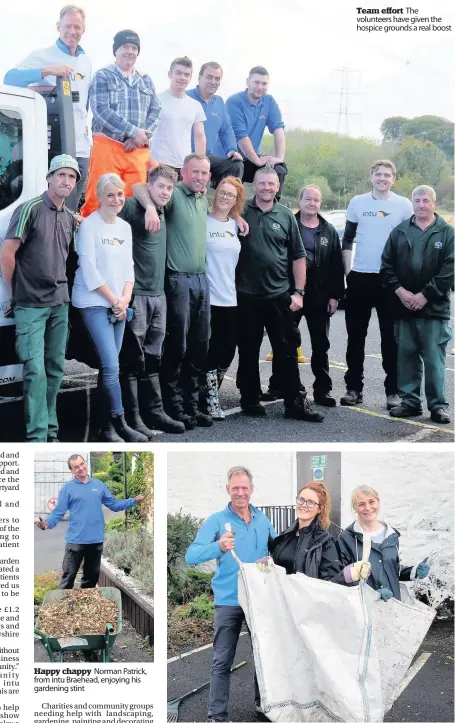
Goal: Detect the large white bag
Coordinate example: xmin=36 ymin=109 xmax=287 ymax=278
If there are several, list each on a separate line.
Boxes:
xmin=237 ymin=561 xmax=435 ymax=722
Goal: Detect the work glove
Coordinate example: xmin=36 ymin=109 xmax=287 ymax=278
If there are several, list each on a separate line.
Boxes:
xmin=256 ymin=556 xmax=274 ymax=573
xmin=377 ymin=587 xmax=394 ymax=601
xmin=416 ymin=562 xmax=430 ymax=579
xmin=347 ymin=560 xmax=371 ymax=582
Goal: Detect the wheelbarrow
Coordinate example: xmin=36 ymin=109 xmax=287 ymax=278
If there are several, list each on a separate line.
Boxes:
xmin=34 ymin=587 xmax=122 ymax=662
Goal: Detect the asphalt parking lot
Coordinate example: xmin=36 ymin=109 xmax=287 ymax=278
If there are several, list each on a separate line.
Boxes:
xmin=167 ymin=619 xmax=454 ymax=723
xmin=2 ymin=307 xmax=453 ymax=443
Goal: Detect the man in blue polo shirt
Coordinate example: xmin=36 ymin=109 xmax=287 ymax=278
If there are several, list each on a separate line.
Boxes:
xmin=187 ymin=61 xmax=244 ymax=186
xmin=186 ymin=465 xmax=276 ymax=722
xmin=37 ymin=454 xmax=145 ymax=589
xmin=220 ymin=65 xmax=287 ymax=200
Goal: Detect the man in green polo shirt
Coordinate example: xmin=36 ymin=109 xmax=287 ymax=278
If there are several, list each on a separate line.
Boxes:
xmin=380 ymin=184 xmax=454 ymax=424
xmin=0 ymin=154 xmax=79 ymax=442
xmin=236 ymin=167 xmax=323 ymax=422
xmin=119 ymin=165 xmax=185 ymax=436
xmin=133 ymin=153 xmax=214 ymax=430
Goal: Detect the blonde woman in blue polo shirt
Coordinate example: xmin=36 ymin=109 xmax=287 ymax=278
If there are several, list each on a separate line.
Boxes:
xmin=72 ymin=173 xmax=147 ymax=443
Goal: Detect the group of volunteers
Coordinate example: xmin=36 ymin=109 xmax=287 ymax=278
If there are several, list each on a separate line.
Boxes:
xmin=1 ymin=5 xmax=453 ymax=442
xmin=186 ymin=466 xmax=432 ymax=722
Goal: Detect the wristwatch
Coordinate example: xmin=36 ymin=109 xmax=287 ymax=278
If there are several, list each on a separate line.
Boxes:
xmin=294 ymin=289 xmax=305 ymax=297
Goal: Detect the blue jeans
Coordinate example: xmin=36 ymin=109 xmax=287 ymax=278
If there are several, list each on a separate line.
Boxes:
xmin=78 ymin=306 xmax=125 ymax=415
xmin=75 ymin=156 xmax=89 ymax=211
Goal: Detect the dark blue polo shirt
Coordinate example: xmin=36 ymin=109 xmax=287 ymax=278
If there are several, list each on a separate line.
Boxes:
xmin=219 ymin=90 xmax=284 ymax=156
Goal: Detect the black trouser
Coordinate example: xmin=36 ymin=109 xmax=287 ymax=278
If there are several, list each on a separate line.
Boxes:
xmin=242 ymin=159 xmax=288 ymax=200
xmin=344 ymin=270 xmax=398 ymax=394
xmin=207 ymin=154 xmax=244 ymax=186
xmin=59 ymin=543 xmax=104 ymax=589
xmin=119 ymin=294 xmax=167 ymax=376
xmin=206 ymin=306 xmax=238 ymax=372
xmin=209 ymin=605 xmax=260 ymax=721
xmin=237 ymin=291 xmax=301 ymax=406
xmin=269 ymin=304 xmax=332 ymax=395
xmin=161 ymin=272 xmax=211 ymax=416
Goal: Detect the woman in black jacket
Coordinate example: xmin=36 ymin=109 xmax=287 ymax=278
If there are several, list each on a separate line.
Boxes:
xmin=268 ymin=482 xmax=342 ymax=579
xmin=337 ymin=485 xmax=430 ymax=600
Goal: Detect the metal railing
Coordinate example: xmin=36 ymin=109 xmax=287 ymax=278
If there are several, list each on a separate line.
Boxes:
xmin=258 ymin=506 xmax=295 ymax=534
xmin=258 ymin=505 xmax=342 ymax=537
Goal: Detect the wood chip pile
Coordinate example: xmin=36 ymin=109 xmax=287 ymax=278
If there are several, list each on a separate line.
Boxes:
xmin=36 ymin=589 xmax=118 ymax=637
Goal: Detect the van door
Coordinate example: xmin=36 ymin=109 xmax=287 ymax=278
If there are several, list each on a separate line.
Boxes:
xmin=0 ymin=88 xmax=48 ymax=387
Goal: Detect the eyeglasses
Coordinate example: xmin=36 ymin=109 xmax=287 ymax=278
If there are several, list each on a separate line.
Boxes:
xmin=218 ymin=191 xmax=237 ymax=200
xmin=296 ymin=497 xmax=319 ymax=508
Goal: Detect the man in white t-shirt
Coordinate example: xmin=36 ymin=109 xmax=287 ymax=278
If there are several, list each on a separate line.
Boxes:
xmin=4 ymin=5 xmax=92 ymax=211
xmin=151 ymin=56 xmax=206 ymax=175
xmin=340 ymin=160 xmax=413 ymax=409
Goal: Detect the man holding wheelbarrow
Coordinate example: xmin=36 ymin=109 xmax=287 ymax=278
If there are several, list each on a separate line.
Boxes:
xmin=37 ymin=454 xmax=144 ymax=589
xmin=186 ymin=465 xmax=276 ymax=722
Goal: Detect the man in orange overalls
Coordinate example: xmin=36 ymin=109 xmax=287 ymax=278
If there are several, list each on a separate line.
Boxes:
xmin=81 ymin=30 xmax=161 ymax=216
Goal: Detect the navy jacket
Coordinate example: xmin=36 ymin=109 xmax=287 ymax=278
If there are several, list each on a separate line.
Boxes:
xmin=337 ymin=522 xmax=413 ymax=600
xmin=269 ymin=518 xmax=342 ymax=580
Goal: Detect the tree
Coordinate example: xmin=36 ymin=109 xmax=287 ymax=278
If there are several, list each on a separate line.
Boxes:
xmin=393 ymin=138 xmax=450 ymax=188
xmin=393 ymin=172 xmax=421 ymax=199
xmin=380 ymin=116 xmax=408 ymax=142
xmin=401 ymin=116 xmax=454 ymax=158
xmin=435 ymin=177 xmax=454 ymax=208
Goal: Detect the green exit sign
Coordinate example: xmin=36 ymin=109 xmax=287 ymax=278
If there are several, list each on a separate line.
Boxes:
xmin=311 ymin=455 xmax=327 ymax=468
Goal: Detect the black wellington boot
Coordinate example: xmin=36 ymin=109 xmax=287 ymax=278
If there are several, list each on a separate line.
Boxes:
xmin=111 ymin=413 xmax=148 ymax=442
xmin=97 ymin=382 xmax=123 ymax=442
xmin=120 ymin=373 xmax=156 ymax=439
xmin=141 ymin=374 xmax=185 ymax=434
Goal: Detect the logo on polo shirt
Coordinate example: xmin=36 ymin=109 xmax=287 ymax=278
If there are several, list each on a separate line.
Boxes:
xmin=362 ymin=211 xmax=391 ymax=217
xmin=272 ymin=222 xmax=281 ymax=230
xmin=210 ymin=112 xmax=220 ymax=117
xmin=209 ymin=231 xmax=235 ymax=239
xmin=320 ymin=237 xmax=328 ymax=246
xmin=259 ymin=114 xmax=267 ymax=119
xmin=434 ymin=241 xmax=443 ymax=249
xmin=101 ymin=237 xmax=125 ymax=246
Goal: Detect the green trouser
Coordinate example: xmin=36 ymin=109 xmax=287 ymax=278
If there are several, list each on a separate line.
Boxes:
xmin=14 ymin=304 xmax=69 ymax=442
xmin=394 ymin=318 xmax=451 ymax=411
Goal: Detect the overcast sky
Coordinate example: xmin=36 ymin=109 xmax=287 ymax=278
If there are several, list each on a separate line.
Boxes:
xmin=0 ymin=0 xmax=453 ymax=139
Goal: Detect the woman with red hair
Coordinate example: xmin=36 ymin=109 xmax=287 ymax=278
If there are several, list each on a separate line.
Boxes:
xmin=204 ymin=176 xmax=246 ymax=419
xmin=268 ymin=482 xmax=342 ymax=579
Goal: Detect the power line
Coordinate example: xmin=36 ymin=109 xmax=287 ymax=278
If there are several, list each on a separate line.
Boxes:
xmin=327 ymin=67 xmax=362 ymax=136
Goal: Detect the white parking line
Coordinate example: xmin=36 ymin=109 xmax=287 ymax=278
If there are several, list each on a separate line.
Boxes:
xmin=394 ymin=428 xmax=436 ymax=443
xmin=168 ymin=632 xmax=247 ymax=664
xmin=390 ymin=652 xmax=432 ymax=704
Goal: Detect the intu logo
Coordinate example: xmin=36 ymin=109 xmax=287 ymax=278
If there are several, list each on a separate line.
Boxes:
xmin=101 ymin=237 xmax=125 ymax=246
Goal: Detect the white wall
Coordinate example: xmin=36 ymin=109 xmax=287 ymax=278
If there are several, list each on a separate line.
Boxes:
xmin=167 ymin=451 xmax=295 ymax=519
xmin=341 ymin=451 xmax=454 ymax=608
xmin=34 ymin=451 xmax=87 ymax=516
